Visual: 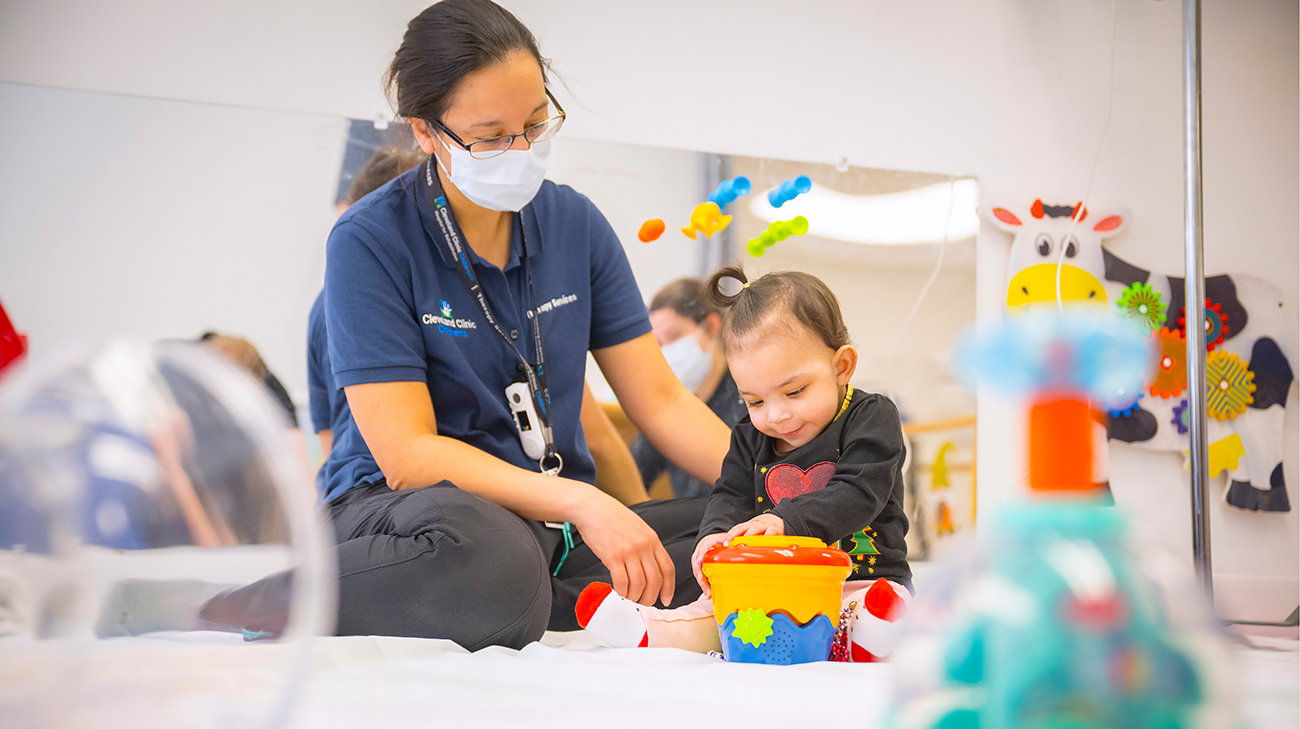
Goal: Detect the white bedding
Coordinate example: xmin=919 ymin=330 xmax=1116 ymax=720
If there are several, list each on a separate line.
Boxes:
xmin=5 ymin=629 xmax=1294 ymax=729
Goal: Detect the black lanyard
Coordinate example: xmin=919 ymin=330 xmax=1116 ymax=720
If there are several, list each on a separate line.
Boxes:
xmin=421 ymin=158 xmax=561 ymax=475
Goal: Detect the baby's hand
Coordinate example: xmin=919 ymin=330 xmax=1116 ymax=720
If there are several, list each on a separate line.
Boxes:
xmin=691 ymin=532 xmax=731 ymax=598
xmin=691 ymin=516 xmax=787 ymax=598
xmin=724 ymin=514 xmax=785 ymax=541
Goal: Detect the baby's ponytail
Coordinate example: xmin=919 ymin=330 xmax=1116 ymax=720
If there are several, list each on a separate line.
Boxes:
xmin=705 ymin=265 xmax=850 ymax=355
xmin=706 ymin=265 xmax=748 ymax=310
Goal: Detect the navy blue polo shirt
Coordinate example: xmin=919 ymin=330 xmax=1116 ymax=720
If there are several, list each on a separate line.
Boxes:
xmin=321 ymin=167 xmax=651 ymax=503
xmin=306 ymin=291 xmax=334 ymax=434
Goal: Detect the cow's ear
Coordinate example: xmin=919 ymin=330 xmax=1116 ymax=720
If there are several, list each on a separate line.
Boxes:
xmin=1091 ymin=209 xmax=1131 ymax=238
xmin=980 ymin=203 xmax=1024 ymax=233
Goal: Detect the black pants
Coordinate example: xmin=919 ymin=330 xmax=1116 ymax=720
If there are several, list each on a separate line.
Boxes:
xmin=206 ymin=481 xmax=706 ymax=651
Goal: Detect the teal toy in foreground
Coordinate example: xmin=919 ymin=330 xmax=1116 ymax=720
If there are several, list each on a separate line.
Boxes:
xmin=924 ymin=504 xmax=1203 ymax=729
xmin=890 ymin=310 xmax=1237 ymax=729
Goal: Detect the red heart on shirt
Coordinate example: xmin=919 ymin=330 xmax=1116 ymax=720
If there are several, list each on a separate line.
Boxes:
xmin=765 ymin=462 xmax=836 ymax=505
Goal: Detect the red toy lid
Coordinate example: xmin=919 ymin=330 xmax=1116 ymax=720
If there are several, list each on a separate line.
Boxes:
xmin=702 ymin=535 xmax=851 ymax=567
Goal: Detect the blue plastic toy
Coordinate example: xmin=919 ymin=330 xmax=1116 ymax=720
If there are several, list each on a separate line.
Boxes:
xmin=719 ymin=612 xmax=837 ymax=666
xmin=768 ymin=175 xmax=812 ymax=208
xmin=707 ymin=176 xmax=751 ymax=210
xmin=953 ymin=309 xmax=1154 ymax=401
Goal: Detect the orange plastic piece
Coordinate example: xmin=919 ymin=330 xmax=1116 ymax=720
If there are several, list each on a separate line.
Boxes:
xmin=702 ymin=535 xmax=852 ymax=567
xmin=1028 ymin=397 xmax=1094 ymax=491
xmin=935 ymin=501 xmax=954 ymax=535
xmin=638 ymin=218 xmax=665 ymax=243
xmin=1149 ymin=327 xmax=1187 ymax=398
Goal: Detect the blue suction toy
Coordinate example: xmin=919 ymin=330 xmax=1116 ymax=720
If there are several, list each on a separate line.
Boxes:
xmin=768 ymin=175 xmax=812 ymax=208
xmin=707 ymin=176 xmax=752 ymax=210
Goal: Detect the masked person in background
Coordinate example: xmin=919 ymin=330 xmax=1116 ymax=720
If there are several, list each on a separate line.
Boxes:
xmin=631 ymin=279 xmax=744 ymax=498
xmin=309 ymin=144 xmax=426 ymax=460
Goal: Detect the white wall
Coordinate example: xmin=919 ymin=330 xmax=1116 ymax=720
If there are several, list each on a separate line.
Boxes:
xmin=529 ymin=0 xmax=1300 ymax=621
xmin=0 ymin=0 xmax=1294 ymax=620
xmin=546 ymin=138 xmax=703 ymax=305
xmin=0 ymin=83 xmax=347 ymax=403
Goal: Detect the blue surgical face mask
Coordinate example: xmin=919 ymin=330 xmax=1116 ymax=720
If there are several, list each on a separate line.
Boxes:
xmin=661 ymin=327 xmax=712 ymax=392
xmin=433 ymin=136 xmax=551 ymax=212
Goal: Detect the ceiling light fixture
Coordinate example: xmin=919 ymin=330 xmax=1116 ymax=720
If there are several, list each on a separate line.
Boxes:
xmin=748 ymin=178 xmax=980 ymax=245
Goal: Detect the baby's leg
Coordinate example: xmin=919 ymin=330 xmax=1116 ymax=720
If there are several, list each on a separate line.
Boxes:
xmin=575 ymin=583 xmax=722 ymax=653
xmin=842 ymin=578 xmax=911 ymax=662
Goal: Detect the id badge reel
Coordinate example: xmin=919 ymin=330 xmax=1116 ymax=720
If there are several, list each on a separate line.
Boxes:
xmin=506 ymin=381 xmax=547 ymax=461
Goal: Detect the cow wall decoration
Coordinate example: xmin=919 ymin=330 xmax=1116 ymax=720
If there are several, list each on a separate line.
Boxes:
xmin=982 ymin=199 xmax=1296 ymax=513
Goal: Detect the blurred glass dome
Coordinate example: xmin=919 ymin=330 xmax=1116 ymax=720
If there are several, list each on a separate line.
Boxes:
xmin=0 ymin=340 xmax=333 ymax=729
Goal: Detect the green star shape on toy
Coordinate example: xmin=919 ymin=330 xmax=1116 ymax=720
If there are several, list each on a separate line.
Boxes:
xmin=1117 ymin=282 xmax=1167 ymax=331
xmin=732 ymin=609 xmax=774 ymax=647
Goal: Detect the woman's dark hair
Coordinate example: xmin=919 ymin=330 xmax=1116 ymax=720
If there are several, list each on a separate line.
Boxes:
xmin=705 ymin=266 xmax=851 ymax=353
xmin=649 ymin=278 xmax=720 ymax=325
xmin=385 ymin=0 xmax=550 ymax=124
xmin=345 ymin=145 xmax=426 ymax=206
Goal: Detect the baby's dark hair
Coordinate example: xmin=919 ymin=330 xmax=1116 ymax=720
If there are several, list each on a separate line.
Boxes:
xmin=705 ymin=266 xmax=851 ymax=353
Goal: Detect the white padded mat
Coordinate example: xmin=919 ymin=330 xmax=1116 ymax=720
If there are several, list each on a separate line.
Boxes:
xmin=5 ymin=629 xmax=1288 ymax=729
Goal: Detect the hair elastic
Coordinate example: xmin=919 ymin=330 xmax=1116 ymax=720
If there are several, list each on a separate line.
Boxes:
xmin=741 ymin=282 xmax=750 ymax=289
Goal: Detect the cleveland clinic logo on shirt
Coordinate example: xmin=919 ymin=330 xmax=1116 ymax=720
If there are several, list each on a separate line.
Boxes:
xmin=422 ymin=299 xmax=478 ymax=338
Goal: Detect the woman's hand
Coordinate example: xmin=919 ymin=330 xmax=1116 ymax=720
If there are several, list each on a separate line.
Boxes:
xmin=569 ymin=490 xmax=676 ymax=607
xmin=690 ymin=532 xmax=731 ymax=598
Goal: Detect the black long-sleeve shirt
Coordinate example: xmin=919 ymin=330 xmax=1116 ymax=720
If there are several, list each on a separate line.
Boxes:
xmin=699 ymin=387 xmax=911 ymax=584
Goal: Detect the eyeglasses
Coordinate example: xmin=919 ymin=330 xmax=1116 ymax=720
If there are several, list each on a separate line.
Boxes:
xmin=432 ymin=88 xmax=566 ymax=160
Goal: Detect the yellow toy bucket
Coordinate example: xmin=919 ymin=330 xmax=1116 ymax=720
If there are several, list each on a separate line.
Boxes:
xmin=701 ymin=535 xmax=852 ymax=626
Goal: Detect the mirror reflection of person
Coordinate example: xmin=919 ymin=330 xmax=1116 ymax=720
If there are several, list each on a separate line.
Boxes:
xmin=204 ymin=0 xmax=731 ymax=648
xmin=199 ymin=332 xmax=297 ymax=427
xmin=631 ymin=279 xmax=745 ymax=498
xmin=309 ymin=145 xmax=425 ymax=459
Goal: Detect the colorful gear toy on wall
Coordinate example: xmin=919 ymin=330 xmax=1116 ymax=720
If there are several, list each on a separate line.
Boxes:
xmin=1116 ymin=282 xmax=1167 ymax=331
xmin=1105 ymin=386 xmax=1145 ymax=418
xmin=1171 ymin=399 xmax=1189 ymax=434
xmin=1149 ymin=327 xmax=1187 ymax=398
xmin=1205 ymin=350 xmax=1255 ymax=421
xmin=1178 ymin=299 xmax=1228 ymax=351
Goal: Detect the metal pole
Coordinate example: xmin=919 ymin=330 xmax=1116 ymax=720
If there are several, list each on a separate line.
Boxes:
xmin=1183 ymin=0 xmax=1213 ymax=599
xmin=698 ymin=154 xmax=732 ymax=277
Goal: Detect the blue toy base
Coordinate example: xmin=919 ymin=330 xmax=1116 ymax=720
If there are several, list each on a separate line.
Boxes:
xmin=718 ymin=612 xmax=836 ymax=665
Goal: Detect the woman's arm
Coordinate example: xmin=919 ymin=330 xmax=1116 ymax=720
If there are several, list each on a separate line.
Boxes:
xmin=592 ymin=333 xmax=732 ymax=486
xmin=579 ymin=382 xmax=649 ymax=506
xmin=345 ymin=380 xmax=676 ymax=606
